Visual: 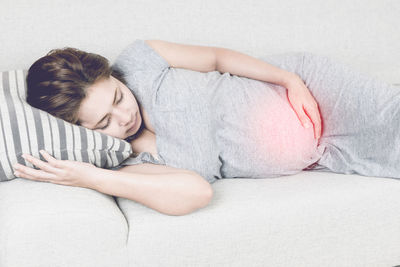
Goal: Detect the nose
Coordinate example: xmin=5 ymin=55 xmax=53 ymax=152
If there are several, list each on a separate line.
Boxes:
xmin=113 ymin=107 xmax=131 ymax=126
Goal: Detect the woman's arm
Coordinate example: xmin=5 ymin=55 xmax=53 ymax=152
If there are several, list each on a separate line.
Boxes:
xmin=146 ymin=39 xmax=321 ymax=139
xmin=146 ymin=39 xmax=295 ymax=86
xmin=214 ymin=47 xmax=297 ymax=86
xmin=13 ymin=151 xmax=213 ymax=216
xmin=91 ymin=164 xmax=213 ymax=216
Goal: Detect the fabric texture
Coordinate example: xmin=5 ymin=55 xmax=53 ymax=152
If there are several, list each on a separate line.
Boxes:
xmin=116 ymin=172 xmax=400 ymax=266
xmin=0 ymin=178 xmax=129 ymax=267
xmin=112 ymin=39 xmax=400 ymax=184
xmin=0 ymin=70 xmax=133 ymax=182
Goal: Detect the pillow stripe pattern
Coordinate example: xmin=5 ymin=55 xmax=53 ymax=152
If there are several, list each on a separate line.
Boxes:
xmin=0 ymin=70 xmax=132 ymax=181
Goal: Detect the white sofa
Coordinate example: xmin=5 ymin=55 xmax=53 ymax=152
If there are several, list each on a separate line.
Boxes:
xmin=1 ymin=0 xmax=400 ymax=266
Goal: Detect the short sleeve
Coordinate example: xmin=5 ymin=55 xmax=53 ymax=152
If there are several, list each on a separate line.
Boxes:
xmin=111 ymin=39 xmax=170 ymax=109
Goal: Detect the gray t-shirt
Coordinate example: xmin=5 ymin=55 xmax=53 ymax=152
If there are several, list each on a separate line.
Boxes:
xmin=110 ymin=39 xmax=323 ymax=184
xmin=111 ymin=39 xmax=400 ymax=184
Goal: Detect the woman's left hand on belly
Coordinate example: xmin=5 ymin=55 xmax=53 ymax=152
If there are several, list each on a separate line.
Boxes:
xmin=284 ymin=74 xmax=322 ymax=140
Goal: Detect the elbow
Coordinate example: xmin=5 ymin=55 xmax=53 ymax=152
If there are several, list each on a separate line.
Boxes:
xmin=203 ymin=182 xmax=214 ymax=206
xmin=192 ymin=172 xmax=214 ymax=209
xmin=214 ymin=47 xmax=233 ymax=73
xmin=213 ymin=47 xmax=222 ymax=72
xmin=188 ymin=173 xmax=214 ymax=214
xmin=196 ymin=182 xmax=214 ymax=209
xmin=169 ymin=173 xmax=214 ymax=216
xmin=176 ymin=188 xmax=213 ymax=216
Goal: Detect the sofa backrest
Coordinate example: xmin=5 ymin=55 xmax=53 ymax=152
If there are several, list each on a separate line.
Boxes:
xmin=1 ymin=0 xmax=399 ymax=85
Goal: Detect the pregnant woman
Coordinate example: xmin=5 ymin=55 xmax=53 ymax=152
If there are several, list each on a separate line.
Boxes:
xmin=14 ymin=39 xmax=399 ymax=215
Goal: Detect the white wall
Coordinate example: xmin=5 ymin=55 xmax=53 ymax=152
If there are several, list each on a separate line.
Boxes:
xmin=1 ymin=0 xmax=399 ymax=84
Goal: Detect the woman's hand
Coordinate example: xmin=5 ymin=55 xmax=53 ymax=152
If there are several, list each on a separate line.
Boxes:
xmin=284 ymin=74 xmax=322 ymax=140
xmin=12 ymin=150 xmax=97 ymax=188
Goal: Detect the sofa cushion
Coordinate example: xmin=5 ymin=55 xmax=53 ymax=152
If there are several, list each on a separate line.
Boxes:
xmin=116 ymin=171 xmax=400 ymax=266
xmin=0 ymin=70 xmax=133 ymax=181
xmin=0 ymin=178 xmax=129 ymax=267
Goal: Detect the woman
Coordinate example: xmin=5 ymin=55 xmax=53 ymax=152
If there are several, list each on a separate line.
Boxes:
xmin=13 ymin=39 xmax=398 ymax=215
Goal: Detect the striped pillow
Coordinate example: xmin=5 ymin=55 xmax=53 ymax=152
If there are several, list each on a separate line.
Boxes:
xmin=0 ymin=70 xmax=133 ymax=182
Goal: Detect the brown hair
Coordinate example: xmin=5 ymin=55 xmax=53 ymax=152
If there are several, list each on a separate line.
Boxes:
xmin=26 ymin=47 xmax=126 ymax=125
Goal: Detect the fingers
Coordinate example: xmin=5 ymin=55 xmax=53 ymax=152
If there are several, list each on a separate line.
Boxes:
xmin=14 ymin=164 xmax=57 ymax=182
xmin=13 ymin=150 xmax=60 ymax=181
xmin=287 ymin=82 xmax=322 ymax=140
xmin=39 ymin=150 xmax=60 ymax=167
xmin=312 ymin=105 xmax=322 ymax=139
xmin=293 ymin=102 xmax=312 ymax=128
xmin=303 ymin=103 xmax=322 ymax=139
xmin=299 ymin=111 xmax=312 ymax=129
xmin=23 ymin=152 xmax=59 ymax=173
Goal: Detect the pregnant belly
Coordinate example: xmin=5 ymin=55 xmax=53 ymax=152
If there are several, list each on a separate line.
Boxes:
xmin=214 ymin=80 xmax=324 ymax=178
xmin=247 ymin=93 xmax=323 ymax=171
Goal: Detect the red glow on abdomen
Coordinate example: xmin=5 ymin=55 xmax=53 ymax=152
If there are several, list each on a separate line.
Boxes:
xmin=247 ymin=94 xmax=321 ymax=170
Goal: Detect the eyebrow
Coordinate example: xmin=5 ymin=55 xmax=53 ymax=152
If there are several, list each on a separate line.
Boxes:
xmin=93 ymin=87 xmax=118 ymax=129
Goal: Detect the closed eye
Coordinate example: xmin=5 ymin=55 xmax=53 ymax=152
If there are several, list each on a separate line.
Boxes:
xmin=99 ymin=91 xmax=124 ymax=130
xmin=117 ymin=91 xmax=124 ymax=104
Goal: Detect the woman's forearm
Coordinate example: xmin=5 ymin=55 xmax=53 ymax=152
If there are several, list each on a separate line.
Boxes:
xmin=88 ymin=167 xmax=211 ymax=216
xmin=214 ymin=47 xmax=297 ymax=86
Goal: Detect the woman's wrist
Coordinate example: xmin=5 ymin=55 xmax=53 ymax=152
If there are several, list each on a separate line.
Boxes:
xmin=83 ymin=165 xmax=108 ymax=191
xmin=281 ymin=72 xmax=302 ymax=88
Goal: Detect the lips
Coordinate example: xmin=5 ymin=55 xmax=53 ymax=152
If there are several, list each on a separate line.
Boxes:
xmin=127 ymin=113 xmax=137 ymax=132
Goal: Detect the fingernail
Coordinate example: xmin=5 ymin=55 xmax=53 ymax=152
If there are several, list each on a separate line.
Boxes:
xmin=304 ymin=123 xmax=310 ymax=128
xmin=21 ymin=154 xmax=26 ymax=159
xmin=14 ymin=171 xmax=19 ymax=176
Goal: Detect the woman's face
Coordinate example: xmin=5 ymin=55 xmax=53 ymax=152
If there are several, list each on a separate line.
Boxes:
xmin=78 ymin=75 xmax=142 ymax=139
